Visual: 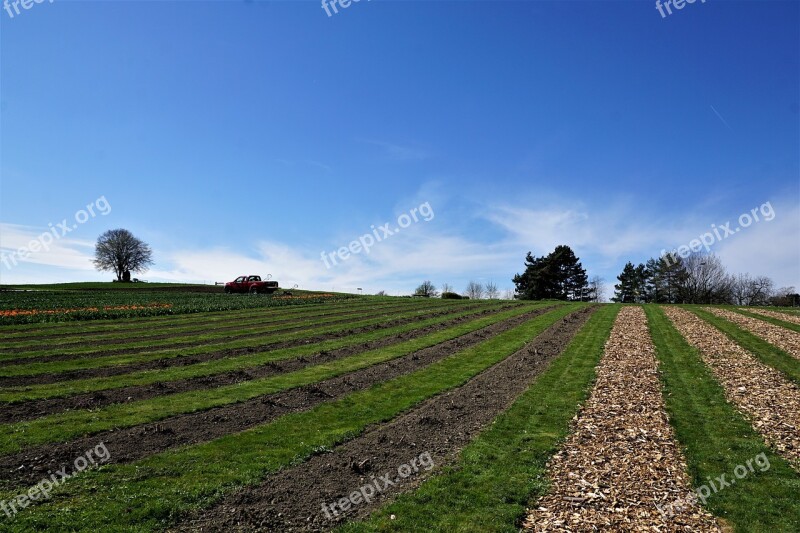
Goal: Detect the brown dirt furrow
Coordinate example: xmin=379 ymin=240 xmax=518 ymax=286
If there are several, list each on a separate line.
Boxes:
xmin=0 ymin=301 xmax=348 ymax=341
xmin=0 ymin=303 xmax=412 ymax=352
xmin=0 ymin=304 xmax=523 ymax=424
xmin=524 ymin=306 xmax=721 ymax=532
xmin=172 ymin=307 xmax=597 ymax=533
xmin=706 ymin=308 xmax=800 ymax=359
xmin=0 ymin=305 xmax=508 ymax=388
xmin=665 ymin=307 xmax=800 ymax=468
xmin=0 ymin=306 xmax=554 ymax=488
xmin=0 ymin=303 xmax=448 ymax=365
xmin=747 ymin=308 xmax=800 ymax=326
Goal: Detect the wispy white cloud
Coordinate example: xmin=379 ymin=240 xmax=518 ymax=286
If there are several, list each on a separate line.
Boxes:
xmin=0 ymin=223 xmax=96 ymax=275
xmin=483 ymin=197 xmax=799 ymax=288
xmin=714 ymin=202 xmax=800 ymax=289
xmin=2 ymin=194 xmax=796 ymax=294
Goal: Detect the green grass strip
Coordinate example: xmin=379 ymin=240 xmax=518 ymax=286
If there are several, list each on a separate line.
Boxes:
xmin=339 ymin=304 xmax=619 ymax=533
xmin=0 ymin=304 xmax=531 ymax=403
xmin=728 ymin=307 xmax=800 ymax=334
xmin=690 ymin=308 xmax=800 ymax=386
xmin=0 ymin=304 xmax=556 ymax=455
xmin=0 ymin=298 xmax=409 ymax=338
xmin=0 ymin=301 xmax=455 ymax=362
xmin=645 ymin=306 xmax=800 ymax=532
xmin=0 ymin=303 xmax=495 ymax=377
xmin=0 ymin=296 xmax=368 ymax=335
xmin=2 ymin=305 xmax=581 ymax=531
xmin=0 ymin=300 xmax=419 ymax=349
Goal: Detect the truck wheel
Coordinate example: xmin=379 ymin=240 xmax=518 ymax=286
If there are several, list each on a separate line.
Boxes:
xmin=249 ymin=286 xmax=259 ymax=295
xmin=224 ymin=287 xmax=232 ymax=294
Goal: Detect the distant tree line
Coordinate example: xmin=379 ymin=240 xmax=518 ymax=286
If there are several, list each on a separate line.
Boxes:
xmin=412 ymin=244 xmax=794 ymax=306
xmin=411 ymin=280 xmax=505 ymax=300
xmin=612 ymin=252 xmax=798 ymax=306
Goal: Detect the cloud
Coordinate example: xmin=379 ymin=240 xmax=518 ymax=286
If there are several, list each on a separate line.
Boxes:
xmin=483 ymin=197 xmax=799 ymax=288
xmin=149 ymin=222 xmax=511 ymax=295
xmin=484 ymin=202 xmax=677 ymax=262
xmin=0 ymin=223 xmax=96 ymax=277
xmin=714 ymin=202 xmax=800 ymax=288
xmin=2 ymin=194 xmax=795 ymax=294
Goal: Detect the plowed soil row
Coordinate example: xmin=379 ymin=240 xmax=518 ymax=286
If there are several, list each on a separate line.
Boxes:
xmin=524 ymin=306 xmax=720 ymax=531
xmin=0 ymin=306 xmax=552 ymax=488
xmin=707 ymin=308 xmax=800 ymax=359
xmin=0 ymin=300 xmax=366 ymax=340
xmin=1 ymin=304 xmax=509 ymax=388
xmin=1 ymin=302 xmax=453 ymax=364
xmin=665 ymin=307 xmax=800 ymax=468
xmin=0 ymin=305 xmax=528 ymax=423
xmin=173 ymin=307 xmax=597 ymax=532
xmin=0 ymin=302 xmax=417 ymax=352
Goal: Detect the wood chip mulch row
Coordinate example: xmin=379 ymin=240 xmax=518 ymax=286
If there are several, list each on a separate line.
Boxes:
xmin=747 ymin=308 xmax=800 ymax=326
xmin=523 ymin=306 xmax=721 ymax=532
xmin=705 ymin=308 xmax=800 ymax=360
xmin=664 ymin=307 xmax=800 ymax=469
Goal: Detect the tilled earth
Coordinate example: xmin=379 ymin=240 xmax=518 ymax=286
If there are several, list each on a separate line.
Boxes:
xmin=173 ymin=306 xmax=597 ymax=532
xmin=665 ymin=307 xmax=800 ymax=468
xmin=0 ymin=305 xmax=518 ymax=424
xmin=0 ymin=306 xmax=551 ymax=488
xmin=524 ymin=306 xmax=721 ymax=532
xmin=0 ymin=304 xmax=512 ymax=387
xmin=0 ymin=302 xmax=415 ymax=353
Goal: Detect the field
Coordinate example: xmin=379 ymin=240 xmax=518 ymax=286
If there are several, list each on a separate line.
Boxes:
xmin=0 ymin=286 xmax=799 ymax=532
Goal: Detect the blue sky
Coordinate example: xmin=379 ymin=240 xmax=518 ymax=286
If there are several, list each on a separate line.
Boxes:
xmin=1 ymin=0 xmax=798 ymax=296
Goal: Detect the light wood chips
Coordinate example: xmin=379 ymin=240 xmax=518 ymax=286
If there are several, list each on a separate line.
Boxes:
xmin=665 ymin=307 xmax=800 ymax=468
xmin=746 ymin=308 xmax=800 ymax=327
xmin=706 ymin=308 xmax=800 ymax=360
xmin=523 ymin=307 xmax=721 ymax=531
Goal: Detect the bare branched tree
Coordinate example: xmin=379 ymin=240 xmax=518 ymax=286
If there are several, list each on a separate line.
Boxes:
xmin=441 ymin=283 xmax=453 ymax=294
xmin=414 ymin=280 xmax=439 ymax=297
xmin=770 ymin=286 xmax=798 ymax=307
xmin=485 ymin=281 xmax=499 ymax=299
xmin=680 ymin=254 xmax=733 ymax=304
xmin=93 ymin=229 xmax=153 ymax=281
xmin=589 ymin=275 xmax=605 ymax=302
xmin=731 ymin=274 xmax=774 ymax=306
xmin=464 ymin=281 xmax=485 ymax=300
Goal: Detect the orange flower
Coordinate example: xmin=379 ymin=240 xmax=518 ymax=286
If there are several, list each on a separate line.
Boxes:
xmin=0 ymin=303 xmax=172 ymax=317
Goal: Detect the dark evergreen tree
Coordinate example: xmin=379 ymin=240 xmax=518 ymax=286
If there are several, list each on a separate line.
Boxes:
xmin=512 ymin=245 xmax=589 ymax=301
xmin=613 ymin=262 xmax=638 ymax=303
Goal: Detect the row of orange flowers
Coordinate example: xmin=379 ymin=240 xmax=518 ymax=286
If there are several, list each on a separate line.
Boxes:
xmin=0 ymin=303 xmax=173 ymax=317
xmin=273 ymin=293 xmax=336 ymax=300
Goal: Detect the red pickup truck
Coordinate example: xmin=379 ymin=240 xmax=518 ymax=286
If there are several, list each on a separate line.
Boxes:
xmin=224 ymin=275 xmax=279 ymax=294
